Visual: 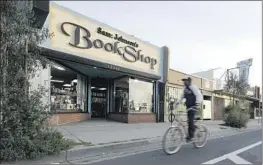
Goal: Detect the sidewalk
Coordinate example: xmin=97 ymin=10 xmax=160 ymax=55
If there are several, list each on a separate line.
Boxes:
xmin=55 ymin=119 xmax=261 ymax=145
xmin=9 ymin=119 xmax=262 ymax=164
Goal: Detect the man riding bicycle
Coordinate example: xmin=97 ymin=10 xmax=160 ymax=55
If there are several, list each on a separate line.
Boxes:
xmin=175 ymin=76 xmax=203 ymax=142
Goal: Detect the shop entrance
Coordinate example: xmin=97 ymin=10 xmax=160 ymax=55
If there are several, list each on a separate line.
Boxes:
xmin=49 ymin=58 xmax=158 ymax=123
xmin=91 ymin=78 xmax=108 ymax=118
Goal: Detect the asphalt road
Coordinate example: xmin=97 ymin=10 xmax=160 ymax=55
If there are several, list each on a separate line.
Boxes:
xmin=82 ymin=129 xmax=262 ymax=165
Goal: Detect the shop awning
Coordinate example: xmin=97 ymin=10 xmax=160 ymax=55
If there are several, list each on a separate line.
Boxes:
xmin=41 ymin=48 xmax=161 ymax=81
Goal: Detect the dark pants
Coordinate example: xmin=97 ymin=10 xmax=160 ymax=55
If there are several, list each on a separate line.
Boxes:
xmin=187 ymin=109 xmax=196 ymax=138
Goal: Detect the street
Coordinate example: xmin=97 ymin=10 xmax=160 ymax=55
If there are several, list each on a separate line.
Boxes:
xmin=80 ymin=129 xmax=262 ymax=165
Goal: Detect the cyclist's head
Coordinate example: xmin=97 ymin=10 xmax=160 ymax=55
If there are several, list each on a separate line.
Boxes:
xmin=182 ymin=76 xmax=192 ymax=86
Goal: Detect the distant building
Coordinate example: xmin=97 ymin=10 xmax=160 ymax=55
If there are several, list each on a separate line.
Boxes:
xmin=165 ymin=69 xmax=214 ymax=121
xmin=192 ymin=68 xmax=261 ymax=120
xmin=192 ymin=67 xmax=227 ymax=90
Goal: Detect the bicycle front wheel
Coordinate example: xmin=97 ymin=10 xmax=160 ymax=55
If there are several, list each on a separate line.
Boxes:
xmin=162 ymin=126 xmax=183 ymax=155
xmin=193 ymin=124 xmax=208 ymax=148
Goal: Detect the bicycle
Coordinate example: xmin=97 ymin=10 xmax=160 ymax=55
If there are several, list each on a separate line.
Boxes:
xmin=162 ymin=98 xmax=208 ymax=155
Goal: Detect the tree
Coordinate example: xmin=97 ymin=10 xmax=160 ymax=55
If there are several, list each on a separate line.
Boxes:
xmin=223 ymin=70 xmax=250 ymax=128
xmin=0 ymin=1 xmax=71 ymax=162
xmin=224 ymin=71 xmax=250 ymax=104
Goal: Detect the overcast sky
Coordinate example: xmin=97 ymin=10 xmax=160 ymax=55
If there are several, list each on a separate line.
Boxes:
xmin=54 ymin=1 xmax=262 ymax=87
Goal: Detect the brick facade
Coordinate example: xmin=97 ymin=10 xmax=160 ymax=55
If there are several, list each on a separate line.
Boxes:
xmin=49 ymin=113 xmax=155 ymax=125
xmin=128 ymin=113 xmax=156 ymax=123
xmin=108 ymin=113 xmax=156 ymax=123
xmin=49 ymin=113 xmax=89 ymax=125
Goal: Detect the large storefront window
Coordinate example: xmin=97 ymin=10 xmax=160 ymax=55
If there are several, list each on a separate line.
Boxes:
xmin=129 ymin=79 xmax=153 ymax=113
xmin=50 ymin=62 xmax=87 ymax=113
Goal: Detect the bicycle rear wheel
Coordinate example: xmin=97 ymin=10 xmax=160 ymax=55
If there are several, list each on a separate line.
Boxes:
xmin=162 ymin=126 xmax=183 ymax=155
xmin=193 ymin=124 xmax=208 ymax=148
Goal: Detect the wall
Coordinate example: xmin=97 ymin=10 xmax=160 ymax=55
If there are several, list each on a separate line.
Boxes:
xmin=49 ymin=113 xmax=89 ymax=125
xmin=212 ymin=93 xmax=252 ymax=120
xmin=108 ymin=113 xmax=156 ymax=123
xmin=201 ymin=78 xmax=214 ymax=92
xmin=167 ymin=69 xmax=215 ymax=120
xmin=213 ymin=97 xmax=225 ymax=120
xmin=168 ymin=69 xmax=214 ymax=94
xmin=168 ymin=69 xmax=202 ymax=88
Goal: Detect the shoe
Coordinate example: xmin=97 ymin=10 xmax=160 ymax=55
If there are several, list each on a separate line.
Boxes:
xmin=186 ymin=137 xmax=194 ymax=143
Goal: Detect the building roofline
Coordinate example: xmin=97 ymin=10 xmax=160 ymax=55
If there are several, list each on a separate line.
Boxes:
xmin=214 ymin=90 xmax=259 ymax=101
xmin=191 ymin=67 xmax=224 ymax=75
xmin=169 ymin=68 xmax=214 ymax=81
xmin=51 ymin=2 xmax=161 ymax=49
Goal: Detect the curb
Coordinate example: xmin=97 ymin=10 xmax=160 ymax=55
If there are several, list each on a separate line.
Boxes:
xmin=11 ymin=126 xmax=261 ymax=164
xmin=66 ymin=127 xmax=262 ymax=164
xmin=65 ymin=137 xmax=159 ymax=159
xmin=62 ymin=126 xmax=262 ymax=162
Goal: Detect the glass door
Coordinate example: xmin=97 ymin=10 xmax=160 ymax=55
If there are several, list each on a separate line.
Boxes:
xmin=91 ymin=78 xmax=108 ymax=118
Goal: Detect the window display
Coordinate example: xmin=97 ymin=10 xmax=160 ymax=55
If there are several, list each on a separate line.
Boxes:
xmin=50 ymin=80 xmax=79 ymax=112
xmin=129 ymin=79 xmax=153 ymax=113
xmin=50 ymin=62 xmax=82 ymax=112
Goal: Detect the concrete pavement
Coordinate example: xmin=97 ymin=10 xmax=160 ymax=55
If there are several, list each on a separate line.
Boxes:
xmin=56 ymin=120 xmax=261 ymax=164
xmin=10 ymin=120 xmax=261 ymax=164
xmin=76 ymin=129 xmax=262 ymax=165
xmin=55 ymin=119 xmax=261 ymax=145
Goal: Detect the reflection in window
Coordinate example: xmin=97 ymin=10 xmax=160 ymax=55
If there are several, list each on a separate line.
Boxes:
xmin=50 ymin=62 xmax=84 ymax=113
xmin=129 ymin=79 xmax=153 ymax=113
xmin=114 ymin=77 xmax=129 ymax=113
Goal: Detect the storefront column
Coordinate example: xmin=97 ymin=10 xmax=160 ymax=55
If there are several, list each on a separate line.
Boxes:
xmin=154 ymin=81 xmax=159 ymax=121
xmin=87 ymin=77 xmax=91 ymax=114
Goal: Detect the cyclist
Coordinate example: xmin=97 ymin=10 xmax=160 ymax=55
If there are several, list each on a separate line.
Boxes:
xmin=175 ymin=76 xmax=203 ymax=142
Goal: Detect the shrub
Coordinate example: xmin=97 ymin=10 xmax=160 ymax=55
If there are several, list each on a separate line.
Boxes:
xmin=223 ymin=104 xmax=250 ymax=128
xmin=224 ymin=104 xmax=236 ymax=114
xmin=0 ymin=88 xmax=73 ymax=162
xmin=0 ymin=1 xmax=74 ymax=162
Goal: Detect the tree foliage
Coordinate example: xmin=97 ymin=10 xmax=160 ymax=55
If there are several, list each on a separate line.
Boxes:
xmin=0 ymin=1 xmax=71 ymax=162
xmin=224 ymin=71 xmax=250 ymax=103
xmin=223 ymin=70 xmax=250 ymax=128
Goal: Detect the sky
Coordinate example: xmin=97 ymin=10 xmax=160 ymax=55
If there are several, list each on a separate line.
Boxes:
xmin=54 ymin=1 xmax=262 ymax=88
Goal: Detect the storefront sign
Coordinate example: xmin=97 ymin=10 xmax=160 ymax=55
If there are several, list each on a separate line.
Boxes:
xmin=41 ymin=3 xmax=162 ymax=77
xmin=97 ymin=27 xmax=139 ymax=48
xmin=61 ymin=22 xmax=157 ymax=70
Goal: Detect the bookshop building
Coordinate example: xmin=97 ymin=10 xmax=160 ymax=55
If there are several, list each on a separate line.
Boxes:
xmin=33 ymin=2 xmax=169 ymax=125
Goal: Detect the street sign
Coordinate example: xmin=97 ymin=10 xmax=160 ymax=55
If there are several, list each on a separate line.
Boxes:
xmin=237 ymin=58 xmax=253 ymax=67
xmin=237 ymin=58 xmax=253 ymax=84
xmin=254 ymin=86 xmax=261 ymax=99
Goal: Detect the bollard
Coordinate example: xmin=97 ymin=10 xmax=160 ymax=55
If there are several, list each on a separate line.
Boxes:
xmin=168 ymin=98 xmax=175 ymax=125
